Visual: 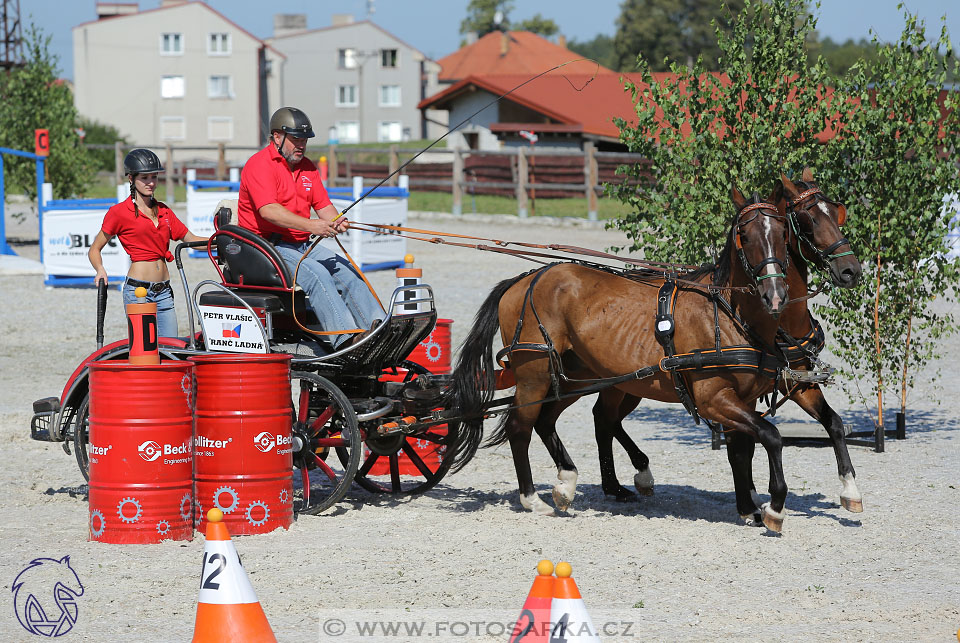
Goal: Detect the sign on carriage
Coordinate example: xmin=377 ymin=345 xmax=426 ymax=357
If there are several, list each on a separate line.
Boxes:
xmin=197 ymin=305 xmax=268 ymax=353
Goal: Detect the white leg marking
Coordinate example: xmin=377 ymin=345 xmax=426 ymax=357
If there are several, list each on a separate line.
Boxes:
xmin=839 ymin=473 xmax=863 ymax=512
xmin=761 ymin=501 xmax=786 ymax=521
xmin=520 ymin=492 xmax=555 ymax=516
xmin=634 ymin=468 xmax=655 ymax=495
xmin=552 ymin=469 xmax=578 ymax=511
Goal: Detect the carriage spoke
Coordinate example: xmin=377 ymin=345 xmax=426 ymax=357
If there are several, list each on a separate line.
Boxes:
xmin=308 ymin=405 xmax=336 ymax=434
xmin=358 ymin=453 xmax=380 ymax=477
xmin=312 ymin=452 xmax=338 ymax=482
xmin=297 ymin=388 xmax=311 ymax=423
xmin=313 ymin=436 xmax=350 ymax=448
xmin=389 ymin=456 xmax=401 ymax=492
xmin=401 ymin=441 xmax=435 ymax=477
xmin=300 ymin=467 xmax=310 ymax=507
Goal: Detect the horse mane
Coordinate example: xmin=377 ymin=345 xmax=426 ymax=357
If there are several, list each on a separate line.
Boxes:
xmin=679 ymin=206 xmax=741 ymax=286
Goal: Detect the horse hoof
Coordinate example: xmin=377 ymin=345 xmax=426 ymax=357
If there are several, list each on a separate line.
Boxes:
xmin=633 ymin=470 xmax=654 ymax=496
xmin=604 ymin=486 xmax=637 ymax=502
xmin=521 ymin=493 xmax=556 ymax=516
xmin=739 ymin=512 xmax=763 ymax=527
xmin=552 ymin=487 xmax=572 ymax=512
xmin=761 ymin=503 xmax=785 ymax=533
xmin=841 ymin=496 xmax=864 ymax=513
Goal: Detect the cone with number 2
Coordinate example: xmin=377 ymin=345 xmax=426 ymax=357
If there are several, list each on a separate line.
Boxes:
xmin=192 ymin=508 xmax=276 ymax=643
xmin=509 ymin=559 xmax=556 ymax=642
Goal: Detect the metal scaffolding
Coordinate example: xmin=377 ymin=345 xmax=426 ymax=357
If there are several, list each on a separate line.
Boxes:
xmin=1 ymin=0 xmax=23 ymax=71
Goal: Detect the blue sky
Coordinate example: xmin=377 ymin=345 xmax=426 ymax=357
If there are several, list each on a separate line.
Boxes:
xmin=20 ymin=0 xmax=960 ymax=80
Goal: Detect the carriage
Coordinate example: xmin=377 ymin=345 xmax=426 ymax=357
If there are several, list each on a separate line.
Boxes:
xmin=29 ymin=203 xmax=458 ymax=515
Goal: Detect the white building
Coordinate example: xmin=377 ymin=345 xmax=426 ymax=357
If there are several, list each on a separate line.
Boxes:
xmin=73 ymin=0 xmax=284 ymax=159
xmin=266 ymin=14 xmax=443 ymax=144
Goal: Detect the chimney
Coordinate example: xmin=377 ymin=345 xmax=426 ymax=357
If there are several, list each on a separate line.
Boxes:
xmin=273 ymin=14 xmax=307 ymax=38
xmin=96 ymin=2 xmax=138 ymax=19
xmin=500 ymin=30 xmax=509 ymax=56
xmin=557 ymin=34 xmax=566 ymax=49
xmin=332 ymin=14 xmax=355 ymax=27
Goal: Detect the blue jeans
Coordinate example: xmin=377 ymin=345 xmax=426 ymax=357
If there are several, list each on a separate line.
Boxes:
xmin=122 ymin=281 xmax=178 ymax=338
xmin=275 ymin=241 xmax=384 ymax=348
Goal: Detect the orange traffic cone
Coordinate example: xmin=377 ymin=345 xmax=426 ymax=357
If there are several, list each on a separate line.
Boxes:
xmin=549 ymin=562 xmax=599 ymax=642
xmin=509 ymin=560 xmax=555 ymax=643
xmin=192 ymin=509 xmax=276 ymax=643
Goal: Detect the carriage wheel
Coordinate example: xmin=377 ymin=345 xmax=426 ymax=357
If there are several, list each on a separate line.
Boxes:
xmin=290 ymin=371 xmax=361 ymax=515
xmin=349 ymin=361 xmax=457 ymax=495
xmin=73 ymin=395 xmax=90 ymax=482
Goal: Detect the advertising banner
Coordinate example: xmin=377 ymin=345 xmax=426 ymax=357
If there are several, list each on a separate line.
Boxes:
xmin=42 ymin=208 xmax=129 ymax=284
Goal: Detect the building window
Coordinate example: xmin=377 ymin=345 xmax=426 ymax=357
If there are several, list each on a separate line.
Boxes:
xmin=160 ymin=33 xmax=183 ymax=55
xmin=336 ymin=85 xmax=358 ymax=107
xmin=160 ymin=75 xmax=185 ymax=98
xmin=335 ymin=121 xmax=359 ymax=144
xmin=380 ymin=48 xmax=398 ymax=68
xmin=208 ymin=117 xmax=233 ymax=141
xmin=208 ymin=32 xmax=231 ymax=55
xmin=160 ymin=116 xmax=186 ymax=141
xmin=338 ymin=48 xmax=357 ymax=69
xmin=208 ymin=75 xmax=233 ymax=99
xmin=377 ymin=121 xmax=402 ymax=143
xmin=379 ymin=85 xmax=401 ymax=107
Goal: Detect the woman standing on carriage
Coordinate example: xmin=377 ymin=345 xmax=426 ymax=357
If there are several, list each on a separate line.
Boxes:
xmin=87 ymin=148 xmax=207 ymax=338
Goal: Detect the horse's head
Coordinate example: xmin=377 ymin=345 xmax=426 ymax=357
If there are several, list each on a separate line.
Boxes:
xmin=12 ymin=556 xmax=84 ymax=636
xmin=731 ymin=186 xmax=789 ymax=318
xmin=779 ymin=167 xmax=861 ymax=288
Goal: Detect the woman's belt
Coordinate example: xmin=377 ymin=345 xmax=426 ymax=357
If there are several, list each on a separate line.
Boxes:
xmin=125 ymin=278 xmax=172 ymax=294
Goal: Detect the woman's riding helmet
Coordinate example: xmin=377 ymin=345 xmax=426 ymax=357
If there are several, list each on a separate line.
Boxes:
xmin=123 ymin=148 xmax=164 ymax=175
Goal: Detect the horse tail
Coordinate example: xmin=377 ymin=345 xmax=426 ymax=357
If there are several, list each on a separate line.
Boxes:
xmin=447 ymin=269 xmax=537 ymax=473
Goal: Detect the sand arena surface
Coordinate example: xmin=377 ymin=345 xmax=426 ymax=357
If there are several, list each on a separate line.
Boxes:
xmin=1 ymin=210 xmax=958 ymax=641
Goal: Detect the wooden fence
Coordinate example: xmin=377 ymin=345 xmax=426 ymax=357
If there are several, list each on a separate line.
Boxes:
xmin=88 ymin=142 xmax=649 ymax=219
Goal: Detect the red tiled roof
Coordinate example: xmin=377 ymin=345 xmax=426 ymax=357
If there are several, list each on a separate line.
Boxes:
xmin=437 ymin=31 xmax=618 ymax=82
xmin=419 ymin=73 xmax=660 ymax=139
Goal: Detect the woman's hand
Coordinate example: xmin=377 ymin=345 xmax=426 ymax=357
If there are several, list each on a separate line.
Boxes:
xmin=94 ymin=269 xmax=108 ymax=286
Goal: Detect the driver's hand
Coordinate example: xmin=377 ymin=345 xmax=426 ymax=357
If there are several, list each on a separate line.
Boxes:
xmin=311 ymin=218 xmax=339 ymax=239
xmin=333 ymin=215 xmax=349 ymax=233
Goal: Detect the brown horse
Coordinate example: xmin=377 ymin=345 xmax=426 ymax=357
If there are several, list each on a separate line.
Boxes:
xmin=447 ymin=188 xmax=795 ymax=531
xmin=526 ymin=169 xmax=862 ymax=525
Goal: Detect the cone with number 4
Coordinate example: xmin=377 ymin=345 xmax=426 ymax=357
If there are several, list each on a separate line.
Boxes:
xmin=192 ymin=509 xmax=276 ymax=643
xmin=508 ymin=559 xmax=555 ymax=643
xmin=549 ymin=562 xmax=599 ymax=642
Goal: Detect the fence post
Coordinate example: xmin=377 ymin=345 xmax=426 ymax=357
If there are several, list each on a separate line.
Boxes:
xmin=452 ymin=148 xmax=463 ymax=216
xmin=165 ymin=144 xmax=174 ymax=203
xmin=516 ymin=147 xmax=528 ymax=218
xmin=328 ymin=145 xmax=338 ymax=187
xmin=345 ymin=150 xmax=353 ymax=184
xmin=114 ymin=141 xmax=123 ymax=186
xmin=585 ymin=141 xmax=598 ymax=221
xmin=217 ymin=143 xmax=226 ymax=181
xmin=389 ymin=144 xmax=399 ymax=186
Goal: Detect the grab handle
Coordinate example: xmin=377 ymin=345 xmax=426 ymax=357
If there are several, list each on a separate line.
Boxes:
xmin=96 ymin=281 xmax=107 ymax=350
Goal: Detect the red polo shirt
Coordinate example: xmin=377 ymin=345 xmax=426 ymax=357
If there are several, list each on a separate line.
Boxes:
xmin=238 ymin=143 xmax=332 ymax=243
xmin=101 ymin=198 xmax=188 ymax=262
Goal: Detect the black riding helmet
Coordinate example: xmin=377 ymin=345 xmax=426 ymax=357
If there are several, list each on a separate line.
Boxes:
xmin=269 ymin=107 xmax=315 ymax=138
xmin=123 ymin=148 xmax=164 ymax=176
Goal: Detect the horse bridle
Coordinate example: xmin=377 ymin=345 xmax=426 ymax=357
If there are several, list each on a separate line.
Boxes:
xmin=734 ymin=198 xmax=789 ymax=288
xmin=786 ymin=183 xmax=855 ymax=268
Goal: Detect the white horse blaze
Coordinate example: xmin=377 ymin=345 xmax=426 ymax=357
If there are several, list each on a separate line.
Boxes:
xmin=552 ymin=469 xmax=578 ymax=510
xmin=839 ymin=473 xmax=863 ymax=512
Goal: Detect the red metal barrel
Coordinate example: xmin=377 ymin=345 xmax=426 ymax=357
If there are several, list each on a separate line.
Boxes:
xmin=406 ymin=318 xmax=453 ymax=374
xmin=87 ymin=361 xmax=194 ymax=544
xmin=192 ymin=354 xmax=293 ymax=535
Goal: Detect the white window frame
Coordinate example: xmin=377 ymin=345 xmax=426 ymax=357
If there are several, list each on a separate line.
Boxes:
xmin=207 ymin=32 xmax=231 ymax=56
xmin=159 ymin=116 xmax=186 ymax=141
xmin=160 ymin=75 xmax=185 ymax=99
xmin=379 ymin=85 xmax=401 ymax=107
xmin=208 ymin=75 xmax=233 ymax=99
xmin=160 ymin=32 xmax=184 ymax=56
xmin=207 ymin=116 xmax=234 ymax=142
xmin=336 ymin=85 xmax=358 ymax=107
xmin=377 ymin=121 xmax=403 ymax=143
xmin=338 ymin=48 xmax=357 ymax=69
xmin=335 ymin=121 xmax=360 ymax=144
xmin=380 ymin=48 xmax=398 ymax=68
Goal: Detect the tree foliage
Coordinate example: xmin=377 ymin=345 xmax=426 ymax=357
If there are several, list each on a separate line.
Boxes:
xmin=0 ymin=24 xmax=92 ymax=199
xmin=614 ymin=0 xmax=746 ymax=72
xmin=459 ymin=0 xmax=558 ymax=38
xmin=78 ymin=116 xmax=128 ymax=173
xmin=567 ymin=34 xmax=618 ymax=70
xmin=815 ymin=14 xmax=960 ymax=422
xmin=609 ymin=0 xmax=832 ymax=264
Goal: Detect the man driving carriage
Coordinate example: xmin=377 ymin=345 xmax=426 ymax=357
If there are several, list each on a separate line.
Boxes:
xmin=237 ymin=106 xmax=384 ymax=349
